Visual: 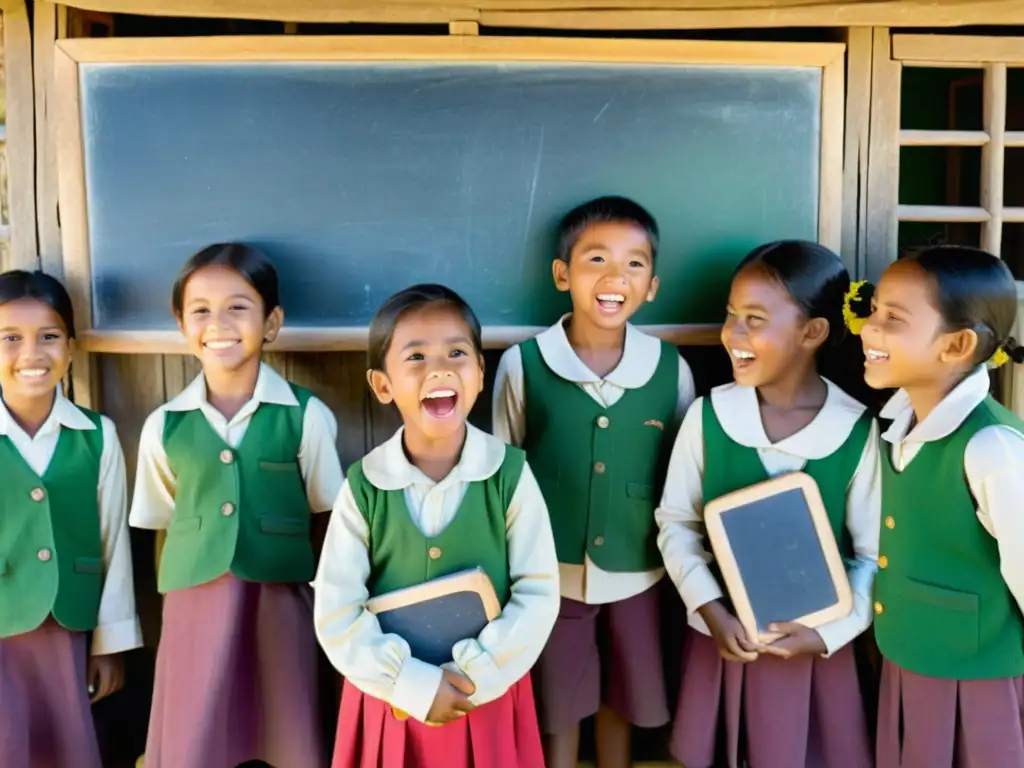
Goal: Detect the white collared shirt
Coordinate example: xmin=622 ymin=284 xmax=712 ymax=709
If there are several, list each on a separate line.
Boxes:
xmin=880 ymin=366 xmax=1024 ymax=614
xmin=655 ymin=379 xmax=881 ymax=656
xmin=130 ymin=363 xmax=343 ymax=530
xmin=0 ymin=391 xmax=142 ymax=656
xmin=492 ymin=315 xmax=696 ymax=604
xmin=312 ymin=424 xmax=559 ymax=724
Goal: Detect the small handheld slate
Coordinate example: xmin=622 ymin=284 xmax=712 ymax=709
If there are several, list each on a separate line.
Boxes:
xmin=704 ymin=471 xmax=853 ymax=644
xmin=366 ymin=567 xmax=501 ymax=723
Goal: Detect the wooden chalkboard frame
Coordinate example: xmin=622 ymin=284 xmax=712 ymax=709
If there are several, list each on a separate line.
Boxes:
xmin=704 ymin=471 xmax=853 ymax=644
xmin=54 ymin=35 xmax=845 ymax=361
xmin=365 ymin=567 xmax=502 ymax=621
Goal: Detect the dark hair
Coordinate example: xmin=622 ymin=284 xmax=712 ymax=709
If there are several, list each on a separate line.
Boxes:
xmin=0 ymin=270 xmax=76 ymax=338
xmin=171 ymin=243 xmax=280 ymax=318
xmin=902 ymin=245 xmax=1024 ymax=365
xmin=367 ymin=283 xmax=483 ymax=371
xmin=557 ymin=196 xmax=659 ymax=265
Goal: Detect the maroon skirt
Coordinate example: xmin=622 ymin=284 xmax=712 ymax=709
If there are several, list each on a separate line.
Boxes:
xmin=0 ymin=620 xmax=102 ymax=768
xmin=877 ymin=658 xmax=1024 ymax=768
xmin=671 ymin=630 xmax=872 ymax=768
xmin=144 ymin=575 xmax=322 ymax=768
xmin=332 ymin=675 xmax=544 ymax=768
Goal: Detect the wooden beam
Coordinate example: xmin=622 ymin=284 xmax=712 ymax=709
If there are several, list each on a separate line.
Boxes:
xmin=864 ymin=27 xmax=900 ymax=282
xmin=899 ymin=129 xmax=989 ymax=147
xmin=894 ymin=34 xmax=1024 ymax=64
xmin=818 ymin=46 xmax=845 ymax=254
xmin=841 ymin=27 xmax=872 ymax=278
xmin=897 ymin=205 xmax=991 ymax=223
xmin=77 ymin=324 xmax=725 ymax=354
xmin=980 ymin=63 xmax=1006 ymax=256
xmin=3 ymin=0 xmax=37 ymax=270
xmin=1004 ymin=208 xmax=1024 ymax=224
xmin=449 ymin=20 xmax=479 ymax=35
xmin=46 ymin=1 xmax=1024 ymax=28
xmin=35 ymin=1 xmax=65 ymax=278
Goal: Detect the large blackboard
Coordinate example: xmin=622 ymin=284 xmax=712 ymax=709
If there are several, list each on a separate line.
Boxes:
xmin=79 ymin=60 xmax=822 ymax=330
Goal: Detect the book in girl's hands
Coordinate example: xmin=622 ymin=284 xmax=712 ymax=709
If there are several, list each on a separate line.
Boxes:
xmin=366 ymin=567 xmax=501 ymax=667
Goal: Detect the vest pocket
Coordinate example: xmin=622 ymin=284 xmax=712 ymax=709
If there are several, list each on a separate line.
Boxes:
xmin=73 ymin=556 xmax=103 ymax=575
xmin=903 ymin=577 xmax=979 ymax=656
xmin=170 ymin=516 xmax=202 ymax=533
xmin=259 ymin=515 xmax=307 ymax=536
xmin=259 ymin=460 xmax=300 ymax=472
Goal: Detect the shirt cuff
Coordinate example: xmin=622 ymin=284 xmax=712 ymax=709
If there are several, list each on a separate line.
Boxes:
xmin=91 ymin=617 xmax=144 ymax=656
xmin=678 ymin=565 xmax=725 ymax=615
xmin=390 ymin=656 xmax=444 ymax=724
xmin=452 ymin=640 xmax=507 ymax=707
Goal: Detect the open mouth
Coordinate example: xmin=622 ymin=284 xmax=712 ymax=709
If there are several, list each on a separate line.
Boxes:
xmin=204 ymin=339 xmax=240 ymax=351
xmin=730 ymin=348 xmax=756 ymax=368
xmin=595 ymin=293 xmax=626 ymax=314
xmin=16 ymin=368 xmax=49 ymax=380
xmin=421 ymin=388 xmax=459 ymax=419
xmin=865 ymin=348 xmax=889 ymax=364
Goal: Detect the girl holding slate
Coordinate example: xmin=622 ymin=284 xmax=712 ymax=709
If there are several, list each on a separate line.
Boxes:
xmin=656 ymin=241 xmax=880 ymax=768
xmin=854 ymin=246 xmax=1024 ymax=768
xmin=130 ymin=244 xmax=343 ymax=768
xmin=313 ymin=284 xmax=559 ymax=768
xmin=0 ymin=270 xmax=142 ymax=768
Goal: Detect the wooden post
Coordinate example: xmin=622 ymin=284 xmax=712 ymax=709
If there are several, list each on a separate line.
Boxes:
xmin=3 ymin=0 xmax=38 ymax=270
xmin=35 ymin=1 xmax=67 ymax=278
xmin=981 ymin=63 xmax=1007 ymax=256
xmin=865 ymin=28 xmax=901 ymax=281
xmin=842 ymin=27 xmax=874 ymax=279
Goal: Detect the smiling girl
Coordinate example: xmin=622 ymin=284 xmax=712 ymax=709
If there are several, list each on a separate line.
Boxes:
xmin=130 ymin=244 xmax=343 ymax=768
xmin=656 ymin=241 xmax=880 ymax=768
xmin=0 ymin=270 xmax=141 ymax=768
xmin=314 ymin=283 xmax=559 ymax=768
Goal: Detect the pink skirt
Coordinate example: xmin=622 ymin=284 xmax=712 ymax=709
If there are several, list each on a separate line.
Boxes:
xmin=145 ymin=574 xmax=322 ymax=768
xmin=671 ymin=630 xmax=872 ymax=768
xmin=332 ymin=675 xmax=544 ymax=768
xmin=877 ymin=659 xmax=1024 ymax=767
xmin=0 ymin=620 xmax=102 ymax=768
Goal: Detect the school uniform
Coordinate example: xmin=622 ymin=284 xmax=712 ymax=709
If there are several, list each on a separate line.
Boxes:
xmin=873 ymin=366 xmax=1024 ymax=768
xmin=656 ymin=380 xmax=879 ymax=768
xmin=131 ymin=362 xmax=342 ymax=768
xmin=0 ymin=391 xmax=142 ymax=768
xmin=313 ymin=424 xmax=559 ymax=768
xmin=492 ymin=315 xmax=695 ymax=733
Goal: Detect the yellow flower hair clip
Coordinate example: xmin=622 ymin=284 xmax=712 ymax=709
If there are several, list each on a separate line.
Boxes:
xmin=990 ymin=347 xmax=1011 ymax=368
xmin=842 ymin=280 xmax=874 ymax=336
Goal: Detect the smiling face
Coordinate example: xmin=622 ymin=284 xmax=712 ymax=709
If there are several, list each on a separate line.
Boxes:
xmin=861 ymin=260 xmax=951 ymax=391
xmin=553 ymin=221 xmax=658 ymax=332
xmin=722 ymin=265 xmax=827 ymax=387
xmin=177 ymin=265 xmax=282 ymax=373
xmin=368 ymin=302 xmax=484 ymax=444
xmin=0 ymin=298 xmax=72 ymax=403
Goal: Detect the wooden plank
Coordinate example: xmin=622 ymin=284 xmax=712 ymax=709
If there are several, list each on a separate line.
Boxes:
xmin=841 ymin=27 xmax=873 ymax=278
xmin=1007 ymin=132 xmax=1024 ymax=148
xmin=33 ymin=0 xmax=1024 ymax=28
xmin=77 ymin=323 xmax=726 ymax=354
xmin=898 ymin=205 xmax=991 ymax=223
xmin=981 ymin=63 xmax=1006 ymax=256
xmin=864 ymin=27 xmax=900 ymax=282
xmin=56 ymin=35 xmax=846 ymax=67
xmin=899 ymin=129 xmax=989 ymax=147
xmin=1004 ymin=208 xmax=1024 ymax=224
xmin=449 ymin=20 xmax=479 ymax=35
xmin=817 ymin=47 xmax=845 ymax=254
xmin=3 ymin=0 xmax=37 ymax=270
xmin=893 ymin=34 xmax=1024 ymax=65
xmin=35 ymin=1 xmax=64 ymax=278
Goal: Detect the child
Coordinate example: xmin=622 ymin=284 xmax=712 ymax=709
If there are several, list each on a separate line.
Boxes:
xmin=314 ymin=283 xmax=559 ymax=768
xmin=492 ymin=196 xmax=696 ymax=768
xmin=0 ymin=270 xmax=142 ymax=768
xmin=130 ymin=244 xmax=343 ymax=768
xmin=858 ymin=246 xmax=1024 ymax=768
xmin=656 ymin=241 xmax=879 ymax=768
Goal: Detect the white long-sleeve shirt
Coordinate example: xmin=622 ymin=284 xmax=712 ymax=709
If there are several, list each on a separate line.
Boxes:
xmin=0 ymin=391 xmax=142 ymax=656
xmin=313 ymin=424 xmax=560 ymax=724
xmin=492 ymin=315 xmax=696 ymax=604
xmin=655 ymin=378 xmax=881 ymax=656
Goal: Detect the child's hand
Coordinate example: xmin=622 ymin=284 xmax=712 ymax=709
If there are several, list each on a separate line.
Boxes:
xmin=760 ymin=622 xmax=827 ymax=659
xmin=698 ymin=600 xmax=759 ymax=662
xmin=86 ymin=653 xmax=125 ymax=703
xmin=425 ymin=669 xmax=476 ymax=724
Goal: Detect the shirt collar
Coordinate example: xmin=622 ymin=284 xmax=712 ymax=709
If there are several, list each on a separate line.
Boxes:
xmin=0 ymin=388 xmax=97 ymax=439
xmin=535 ymin=313 xmax=662 ymax=389
xmin=710 ymin=377 xmax=867 ymax=460
xmin=362 ymin=422 xmax=506 ymax=491
xmin=165 ymin=362 xmax=298 ymax=413
xmin=879 ymin=365 xmax=990 ymax=445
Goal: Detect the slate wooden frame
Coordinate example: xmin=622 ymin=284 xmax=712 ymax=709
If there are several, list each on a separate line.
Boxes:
xmin=54 ymin=34 xmax=845 ymax=356
xmin=704 ymin=471 xmax=853 ymax=644
xmin=365 ymin=567 xmax=502 ymax=621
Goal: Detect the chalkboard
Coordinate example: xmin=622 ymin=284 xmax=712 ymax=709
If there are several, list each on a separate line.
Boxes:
xmin=704 ymin=472 xmax=852 ymax=642
xmin=76 ymin=56 xmax=825 ymax=330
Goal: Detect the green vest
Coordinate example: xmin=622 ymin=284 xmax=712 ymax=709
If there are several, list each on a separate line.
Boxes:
xmin=701 ymin=394 xmax=872 ymax=555
xmin=0 ymin=407 xmax=105 ymax=637
xmin=158 ymin=384 xmax=314 ymax=593
xmin=521 ymin=336 xmax=678 ymax=572
xmin=874 ymin=397 xmax=1024 ymax=680
xmin=349 ymin=443 xmax=525 ymax=606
